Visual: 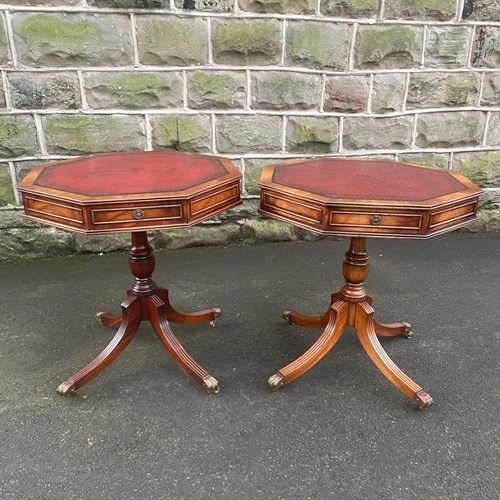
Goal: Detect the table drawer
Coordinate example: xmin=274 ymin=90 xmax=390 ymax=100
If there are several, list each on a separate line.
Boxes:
xmin=329 ymin=210 xmax=422 ymax=230
xmin=90 ymin=203 xmax=183 ymax=226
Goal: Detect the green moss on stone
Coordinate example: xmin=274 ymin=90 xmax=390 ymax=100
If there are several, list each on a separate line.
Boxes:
xmin=20 ymin=15 xmax=102 ymax=49
xmin=456 ymin=152 xmax=500 ymax=187
xmin=288 ymin=117 xmax=337 ymax=152
xmin=0 ymin=166 xmax=15 ymax=206
xmin=358 ymin=27 xmax=418 ymax=63
xmin=444 ymin=79 xmax=477 ymax=105
xmin=191 ymin=73 xmax=234 ymax=94
xmin=111 ymin=73 xmax=166 ymax=92
xmin=214 ymin=21 xmax=280 ymax=55
xmin=154 ymin=117 xmax=208 ymax=151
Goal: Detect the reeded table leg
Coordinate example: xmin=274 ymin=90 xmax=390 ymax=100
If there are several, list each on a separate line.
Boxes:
xmin=271 ymin=237 xmax=433 ymax=409
xmin=59 ymin=231 xmax=220 ymax=396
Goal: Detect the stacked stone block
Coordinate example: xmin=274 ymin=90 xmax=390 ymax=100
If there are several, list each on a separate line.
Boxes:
xmin=0 ymin=0 xmax=499 ymax=259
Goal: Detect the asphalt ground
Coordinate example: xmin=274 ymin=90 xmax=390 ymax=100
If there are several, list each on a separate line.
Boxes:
xmin=1 ymin=232 xmax=499 ymax=499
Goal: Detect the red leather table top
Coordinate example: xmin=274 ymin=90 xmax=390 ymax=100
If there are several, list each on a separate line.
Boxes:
xmin=271 ymin=159 xmax=466 ymax=202
xmin=31 ymin=151 xmax=230 ymax=197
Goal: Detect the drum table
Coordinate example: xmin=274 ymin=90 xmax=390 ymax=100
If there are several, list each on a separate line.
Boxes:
xmin=19 ymin=151 xmax=241 ymax=395
xmin=259 ymin=158 xmax=482 ymax=408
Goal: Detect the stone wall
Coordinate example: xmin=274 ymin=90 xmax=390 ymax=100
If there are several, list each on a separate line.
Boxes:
xmin=0 ymin=0 xmax=499 ymax=260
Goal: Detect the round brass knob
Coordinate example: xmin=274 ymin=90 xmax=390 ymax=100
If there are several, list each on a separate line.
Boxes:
xmin=370 ymin=214 xmax=381 ymax=226
xmin=133 ymin=209 xmax=144 ymax=220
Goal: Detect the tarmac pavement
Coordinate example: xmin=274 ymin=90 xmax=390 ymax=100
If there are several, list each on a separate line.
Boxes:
xmin=1 ymin=232 xmax=499 ymax=499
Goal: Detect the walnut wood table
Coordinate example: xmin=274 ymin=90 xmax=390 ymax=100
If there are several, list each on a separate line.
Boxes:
xmin=259 ymin=158 xmax=482 ymax=408
xmin=19 ymin=151 xmax=241 ymax=395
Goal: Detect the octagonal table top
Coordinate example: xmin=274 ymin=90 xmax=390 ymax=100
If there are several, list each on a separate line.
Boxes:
xmin=20 ymin=151 xmax=240 ymax=202
xmin=259 ymin=158 xmax=482 ymax=239
xmin=19 ymin=151 xmax=242 ymax=234
xmin=260 ymin=158 xmax=480 ymax=207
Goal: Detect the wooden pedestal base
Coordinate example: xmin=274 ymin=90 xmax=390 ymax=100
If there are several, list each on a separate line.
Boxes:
xmin=57 ymin=231 xmax=220 ymax=396
xmin=269 ymin=237 xmax=433 ymax=410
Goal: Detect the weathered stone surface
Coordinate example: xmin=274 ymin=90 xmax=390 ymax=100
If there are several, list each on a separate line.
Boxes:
xmin=416 ymin=112 xmax=486 ymax=148
xmin=286 ymin=21 xmax=350 ymax=70
xmin=343 ymin=116 xmax=413 ymax=150
xmin=244 ymin=159 xmax=281 ymax=195
xmin=323 ymin=75 xmax=369 ymax=112
xmin=0 ymin=208 xmax=38 ymax=229
xmin=472 ymin=27 xmax=500 ymax=68
xmin=407 ymin=73 xmax=480 ymax=109
xmin=43 ymin=115 xmax=145 ymax=155
xmin=398 ymin=153 xmax=449 ymax=169
xmin=75 ymin=233 xmax=130 ymax=254
xmin=239 ymin=0 xmax=315 ymax=14
xmin=0 ymin=226 xmax=74 ymax=261
xmin=424 ymin=26 xmax=472 ymax=68
xmin=384 ymin=0 xmax=456 ymax=21
xmin=453 ymin=152 xmax=500 ymax=188
xmin=151 ymin=115 xmax=211 ymax=152
xmin=174 ymin=0 xmax=233 ymax=11
xmin=240 ymin=218 xmax=299 ymax=242
xmin=8 ymin=0 xmax=80 ymax=5
xmin=0 ymin=80 xmax=6 ymax=108
xmin=481 ymin=74 xmax=500 ymax=106
xmin=464 ymin=0 xmax=500 ymax=21
xmin=467 ymin=189 xmax=500 ymax=232
xmin=136 ymin=16 xmax=208 ymax=66
xmin=217 ymin=198 xmax=258 ymax=220
xmin=89 ymin=0 xmax=167 ymax=7
xmin=0 ymin=164 xmax=15 ymax=206
xmin=251 ymin=72 xmax=321 ymax=110
xmin=354 ymin=25 xmax=423 ymax=69
xmin=286 ymin=116 xmax=338 ymax=153
xmin=216 ymin=115 xmax=282 ymax=153
xmin=212 ymin=20 xmax=281 ymax=65
xmin=153 ymin=223 xmax=242 ymax=250
xmin=371 ymin=73 xmax=406 ymax=113
xmin=13 ymin=13 xmax=133 ymax=67
xmin=320 ymin=0 xmax=379 ymax=17
xmin=0 ymin=116 xmax=38 ymax=158
xmin=0 ymin=17 xmax=9 ymax=65
xmin=486 ymin=113 xmax=500 ymax=146
xmin=84 ymin=72 xmax=183 ymax=109
xmin=187 ymin=71 xmax=246 ymax=109
xmin=9 ymin=72 xmax=81 ymax=110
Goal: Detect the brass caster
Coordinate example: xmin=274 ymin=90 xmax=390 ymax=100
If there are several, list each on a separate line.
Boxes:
xmin=95 ymin=312 xmax=105 ymax=324
xmin=415 ymin=390 xmax=433 ymax=410
xmin=268 ymin=372 xmax=285 ymax=391
xmin=209 ymin=308 xmax=221 ymax=327
xmin=402 ymin=322 xmax=413 ymax=338
xmin=57 ymin=381 xmax=74 ymax=396
xmin=203 ymin=376 xmax=220 ymax=394
xmin=282 ymin=311 xmax=291 ymax=322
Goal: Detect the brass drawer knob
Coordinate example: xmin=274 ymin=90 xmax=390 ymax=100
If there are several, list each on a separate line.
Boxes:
xmin=370 ymin=214 xmax=381 ymax=226
xmin=133 ymin=209 xmax=144 ymax=220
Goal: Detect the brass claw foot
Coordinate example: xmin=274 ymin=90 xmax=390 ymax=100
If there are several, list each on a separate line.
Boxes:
xmin=202 ymin=375 xmax=220 ymax=394
xmin=282 ymin=311 xmax=291 ymax=322
xmin=415 ymin=390 xmax=433 ymax=410
xmin=402 ymin=322 xmax=413 ymax=338
xmin=209 ymin=308 xmax=221 ymax=327
xmin=57 ymin=381 xmax=74 ymax=396
xmin=268 ymin=372 xmax=285 ymax=391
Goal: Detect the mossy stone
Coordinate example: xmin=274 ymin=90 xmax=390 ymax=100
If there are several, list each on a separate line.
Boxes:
xmin=454 ymin=152 xmax=500 ymax=188
xmin=151 ymin=115 xmax=211 ymax=152
xmin=286 ymin=21 xmax=350 ymax=70
xmin=321 ymin=0 xmax=378 ymax=17
xmin=212 ymin=20 xmax=281 ymax=65
xmin=188 ymin=72 xmax=246 ymax=109
xmin=85 ymin=72 xmax=183 ymax=109
xmin=355 ymin=25 xmax=423 ymax=69
xmin=286 ymin=117 xmax=338 ymax=153
xmin=0 ymin=20 xmax=9 ymax=65
xmin=0 ymin=116 xmax=38 ymax=158
xmin=43 ymin=115 xmax=145 ymax=154
xmin=0 ymin=165 xmax=16 ymax=206
xmin=14 ymin=13 xmax=133 ymax=66
xmin=239 ymin=0 xmax=315 ymax=14
xmin=385 ymin=0 xmax=456 ymax=20
xmin=136 ymin=16 xmax=208 ymax=66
